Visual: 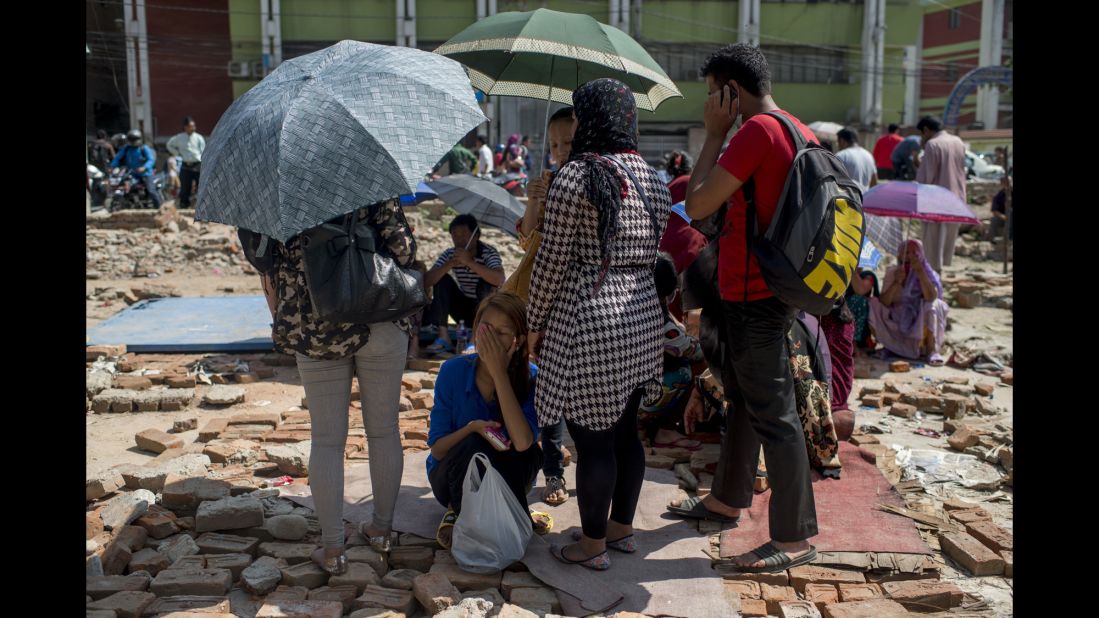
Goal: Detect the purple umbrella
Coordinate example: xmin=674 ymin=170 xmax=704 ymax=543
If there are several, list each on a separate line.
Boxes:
xmin=862 ymin=181 xmax=980 ymax=224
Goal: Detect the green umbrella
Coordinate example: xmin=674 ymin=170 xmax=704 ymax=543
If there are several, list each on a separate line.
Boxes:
xmin=434 ymin=8 xmax=682 ymax=112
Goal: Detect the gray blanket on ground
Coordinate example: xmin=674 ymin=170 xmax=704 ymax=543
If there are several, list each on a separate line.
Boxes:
xmin=281 ymin=451 xmax=735 ymax=617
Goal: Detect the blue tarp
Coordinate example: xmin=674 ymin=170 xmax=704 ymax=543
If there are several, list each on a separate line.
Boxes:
xmin=86 ymin=296 xmax=274 ymax=353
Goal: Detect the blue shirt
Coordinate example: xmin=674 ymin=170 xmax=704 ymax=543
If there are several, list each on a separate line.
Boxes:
xmin=426 ymin=354 xmax=540 ymax=476
xmin=111 ymin=144 xmax=158 ymax=178
xmin=891 ymin=135 xmax=922 ymax=168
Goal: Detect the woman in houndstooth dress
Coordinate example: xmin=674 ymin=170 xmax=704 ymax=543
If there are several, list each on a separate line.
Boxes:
xmin=527 ymin=79 xmax=670 ymax=570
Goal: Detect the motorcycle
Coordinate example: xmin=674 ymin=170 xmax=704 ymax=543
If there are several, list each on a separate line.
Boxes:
xmin=108 ymin=169 xmax=164 ymax=211
xmin=87 ymin=164 xmax=108 ymax=209
xmin=493 ymin=171 xmax=527 ymax=197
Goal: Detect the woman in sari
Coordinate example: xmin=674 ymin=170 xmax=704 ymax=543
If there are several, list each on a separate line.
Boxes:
xmin=869 ymin=239 xmax=950 ymax=365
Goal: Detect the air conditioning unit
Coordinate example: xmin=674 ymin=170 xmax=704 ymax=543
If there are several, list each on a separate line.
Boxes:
xmin=227 ymin=61 xmax=252 ymax=78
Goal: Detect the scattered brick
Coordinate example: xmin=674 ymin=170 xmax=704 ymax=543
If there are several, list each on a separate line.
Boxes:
xmin=85 ymin=590 xmax=157 ymax=618
xmin=256 ymin=600 xmax=343 ymax=618
xmin=762 ymin=584 xmax=798 ymax=614
xmin=889 ymin=361 xmax=910 ymax=373
xmin=149 ymin=568 xmax=233 ymax=596
xmin=779 ymin=600 xmax=823 ymax=618
xmin=1001 ymin=550 xmax=1012 ymax=577
xmin=822 ymin=598 xmax=909 ymax=618
xmin=739 ymin=597 xmax=769 ymax=617
xmin=803 ymin=583 xmax=839 ymax=612
xmin=144 ymin=596 xmax=232 ymax=615
xmin=135 ymin=428 xmax=184 ymax=454
xmin=408 ymin=392 xmax=434 ymax=409
xmin=198 ymin=418 xmax=230 ymax=442
xmin=428 ymin=562 xmax=502 ymax=592
xmin=412 ymin=572 xmax=461 ymax=614
xmin=837 ymin=583 xmax=882 ymax=602
xmin=965 ymin=520 xmax=1012 ymax=552
xmin=939 ymin=531 xmax=1005 ymax=576
xmin=881 ymin=580 xmax=963 ymax=611
xmin=387 ymin=546 xmax=432 ymax=573
xmin=353 ymin=585 xmax=417 ymax=614
xmin=887 ymin=403 xmax=916 ymax=419
xmin=195 ymin=496 xmax=264 ymax=532
xmin=279 ymin=561 xmax=331 ymax=589
xmin=788 ymin=566 xmax=865 ymax=593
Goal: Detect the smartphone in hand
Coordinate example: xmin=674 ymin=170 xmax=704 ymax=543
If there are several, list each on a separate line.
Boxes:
xmin=483 ymin=425 xmax=512 ymax=451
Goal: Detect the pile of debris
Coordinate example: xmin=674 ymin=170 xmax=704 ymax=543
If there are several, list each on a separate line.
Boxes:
xmin=941 ymin=272 xmax=1013 ymax=310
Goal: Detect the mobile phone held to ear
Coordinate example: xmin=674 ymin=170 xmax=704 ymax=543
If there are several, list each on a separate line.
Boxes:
xmin=721 ymin=84 xmax=739 ymax=107
xmin=484 ymin=425 xmax=511 ymax=451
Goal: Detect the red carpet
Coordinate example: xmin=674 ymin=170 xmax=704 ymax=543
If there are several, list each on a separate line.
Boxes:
xmin=720 ymin=441 xmax=930 ymax=557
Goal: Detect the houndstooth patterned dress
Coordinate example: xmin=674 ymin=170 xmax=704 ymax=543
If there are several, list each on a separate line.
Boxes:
xmin=528 ymin=153 xmax=671 ymax=431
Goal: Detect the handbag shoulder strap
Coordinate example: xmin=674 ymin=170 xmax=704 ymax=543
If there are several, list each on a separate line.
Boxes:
xmin=607 ymin=154 xmax=661 ymax=241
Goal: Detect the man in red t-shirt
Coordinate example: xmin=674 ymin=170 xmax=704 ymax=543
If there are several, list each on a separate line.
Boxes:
xmin=671 ymin=43 xmax=818 ymax=573
xmin=872 ymin=123 xmax=903 ymax=180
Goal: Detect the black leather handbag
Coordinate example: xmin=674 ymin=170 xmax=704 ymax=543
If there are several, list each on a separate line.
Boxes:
xmin=300 ymin=210 xmax=427 ymax=325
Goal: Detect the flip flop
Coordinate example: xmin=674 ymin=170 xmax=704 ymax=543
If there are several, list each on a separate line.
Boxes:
xmin=571 ymin=530 xmax=637 ymax=553
xmin=425 ymin=338 xmax=454 ymax=354
xmin=666 ymin=495 xmax=739 ymax=523
xmin=530 ymin=510 xmax=554 ymax=535
xmin=730 ymin=542 xmax=818 ymax=574
xmin=652 ymin=437 xmax=703 ymax=451
xmin=436 ymin=508 xmax=457 ymax=549
xmin=548 ymin=543 xmax=610 ymax=571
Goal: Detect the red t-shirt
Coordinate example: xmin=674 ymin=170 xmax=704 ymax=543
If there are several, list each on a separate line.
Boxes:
xmin=717 ymin=110 xmax=817 ymax=302
xmin=872 ymin=133 xmax=903 ymax=169
xmin=666 ymin=174 xmax=690 ymax=204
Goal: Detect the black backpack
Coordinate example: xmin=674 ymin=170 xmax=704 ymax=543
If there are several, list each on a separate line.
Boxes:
xmin=745 ymin=112 xmax=866 ymax=315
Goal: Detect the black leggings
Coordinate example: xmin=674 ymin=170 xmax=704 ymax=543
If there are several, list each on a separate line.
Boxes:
xmin=428 ymin=433 xmax=543 ymax=518
xmin=566 ymin=388 xmax=646 ymax=540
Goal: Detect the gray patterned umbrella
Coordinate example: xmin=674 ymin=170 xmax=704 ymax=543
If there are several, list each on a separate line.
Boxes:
xmin=426 ymin=174 xmax=524 ymax=238
xmin=195 ymin=40 xmax=487 ymax=242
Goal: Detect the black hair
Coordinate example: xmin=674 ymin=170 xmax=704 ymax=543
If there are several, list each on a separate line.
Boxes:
xmin=837 ymin=128 xmax=858 ymax=145
xmin=917 ymin=116 xmax=943 ymax=132
xmin=887 ymin=123 xmax=899 ymax=133
xmin=654 ymin=252 xmax=678 ymax=300
xmin=548 ymin=106 xmax=575 ymax=125
xmin=522 ymin=135 xmax=531 ymax=142
xmin=819 ymin=139 xmax=835 ymax=153
xmin=665 ymin=150 xmax=693 ymax=178
xmin=182 ymin=116 xmax=195 ymax=126
xmin=699 ymin=43 xmax=772 ymax=97
xmin=476 ymin=134 xmax=488 ymax=144
xmin=96 ymin=129 xmax=108 ymax=139
xmin=449 ymin=213 xmax=479 ymax=234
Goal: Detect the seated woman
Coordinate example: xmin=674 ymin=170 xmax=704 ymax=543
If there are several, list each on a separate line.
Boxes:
xmin=847 ymin=269 xmax=880 ymax=351
xmin=426 ymin=292 xmax=545 ymax=549
xmin=869 ymin=239 xmax=950 ymax=365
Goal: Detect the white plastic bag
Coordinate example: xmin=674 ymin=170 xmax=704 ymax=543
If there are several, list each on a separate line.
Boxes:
xmin=450 ymin=452 xmax=533 ymax=573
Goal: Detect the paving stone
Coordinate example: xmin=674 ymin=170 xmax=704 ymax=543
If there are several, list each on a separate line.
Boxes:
xmin=144 ymin=595 xmax=232 ymax=615
xmin=101 ymin=489 xmax=156 ymax=530
xmin=779 ymin=600 xmax=823 ymax=618
xmin=939 ymin=531 xmax=1005 ymax=576
xmin=717 ymin=567 xmax=790 ymax=586
xmin=386 ymin=546 xmax=432 ymax=573
xmin=412 ymin=572 xmax=462 ymax=614
xmin=509 ymin=587 xmax=560 ymax=613
xmin=255 ymin=600 xmax=343 ymax=618
xmin=837 ymin=583 xmax=883 ymax=602
xmin=329 ymin=562 xmax=382 ymax=595
xmin=205 ymin=385 xmax=246 ymax=406
xmin=87 ymin=469 xmax=126 ymax=501
xmin=85 ymin=590 xmax=156 ymax=618
xmin=265 ymin=585 xmax=310 ymax=601
xmin=353 ymin=585 xmax=417 ymax=614
xmin=265 ymin=442 xmax=311 ymax=476
xmin=881 ymin=580 xmax=963 ymax=611
xmin=964 ymin=520 xmax=1013 ymax=552
xmin=135 ymin=505 xmax=181 ymax=539
xmin=158 ymin=534 xmax=202 ymax=564
xmin=128 ymin=547 xmax=171 ymax=575
xmin=739 ymin=597 xmax=769 ymax=617
xmin=821 ymin=599 xmax=909 ymax=618
xmin=803 ymin=584 xmax=839 ymax=612
xmin=788 ymin=566 xmax=865 ymax=593
xmin=279 ymin=561 xmax=330 ymax=589
xmin=86 ymin=574 xmax=151 ymax=600
xmin=195 ymin=532 xmax=260 ymax=557
xmin=196 ymin=496 xmax=264 ymax=532
xmin=241 ymin=555 xmax=287 ymax=595
xmin=346 ymin=546 xmax=389 ymax=577
xmin=309 ymin=584 xmax=361 ymax=613
xmin=162 ymin=475 xmax=232 ymax=510
xmin=380 ymin=569 xmax=422 ymax=591
xmin=429 ymin=562 xmax=502 ymax=592
xmin=723 ymin=579 xmax=761 ymax=599
xmin=761 ymin=584 xmax=798 ymax=615
xmin=149 ymin=568 xmax=233 ymax=596
xmin=260 ymin=542 xmax=320 ymax=565
xmin=205 ymin=553 xmax=252 ymax=581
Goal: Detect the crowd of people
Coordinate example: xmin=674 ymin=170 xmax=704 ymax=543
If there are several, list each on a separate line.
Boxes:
xmin=234 ymin=42 xmax=987 ymax=579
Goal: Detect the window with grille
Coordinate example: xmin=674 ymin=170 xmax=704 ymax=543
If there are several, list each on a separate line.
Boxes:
xmin=762 ymin=45 xmax=849 ymax=84
xmin=949 ymin=8 xmax=961 ymax=29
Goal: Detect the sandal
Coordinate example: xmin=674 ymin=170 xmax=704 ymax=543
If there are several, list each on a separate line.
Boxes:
xmin=435 ymin=508 xmax=458 ymax=550
xmin=311 ymin=547 xmax=348 ymax=576
xmin=543 ymin=476 xmax=569 ymax=506
xmin=425 ymin=338 xmax=454 ymax=355
xmin=549 ymin=543 xmax=610 ymax=571
xmin=571 ymin=530 xmax=636 ymax=553
xmin=928 ymin=353 xmax=946 ymax=367
xmin=530 ymin=510 xmax=554 ymax=535
xmin=360 ymin=522 xmax=395 ymax=553
xmin=730 ymin=542 xmax=817 ymax=574
xmin=666 ymin=495 xmax=740 ymax=523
